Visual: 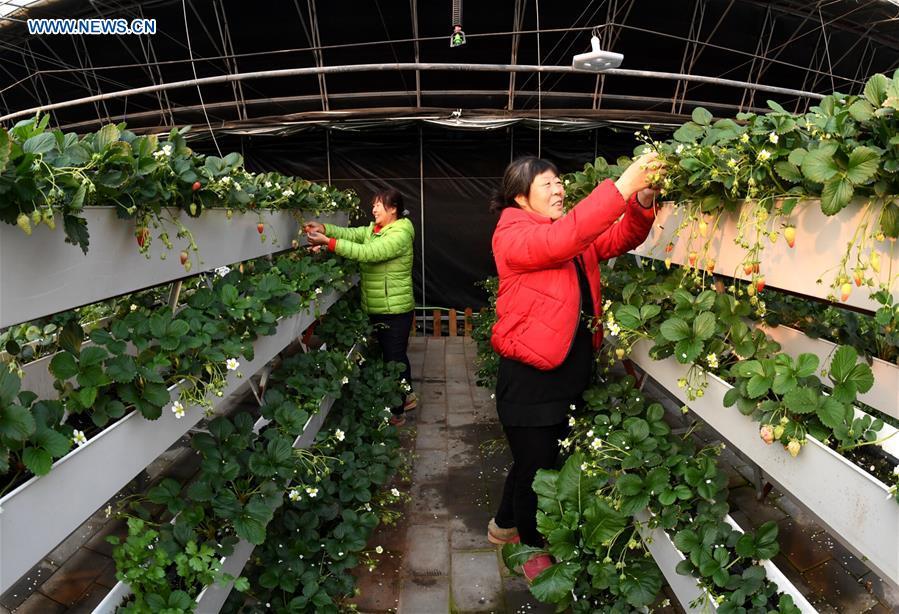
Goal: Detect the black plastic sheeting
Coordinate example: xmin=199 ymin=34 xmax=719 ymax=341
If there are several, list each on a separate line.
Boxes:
xmin=230 ymin=123 xmax=639 ymax=310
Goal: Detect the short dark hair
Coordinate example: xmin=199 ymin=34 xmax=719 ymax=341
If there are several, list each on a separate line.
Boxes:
xmin=373 ymin=188 xmax=406 ymax=218
xmin=489 ymin=157 xmax=559 ymax=214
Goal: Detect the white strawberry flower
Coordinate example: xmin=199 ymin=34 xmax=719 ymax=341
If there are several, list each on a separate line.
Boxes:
xmin=740 ymin=133 xmax=750 ymax=143
xmin=391 ymin=488 xmax=400 ymax=497
xmin=283 ymin=188 xmax=294 ymax=198
xmin=591 ymin=438 xmax=602 ymax=450
xmin=172 ymin=401 xmax=185 ymax=419
xmin=675 ymin=144 xmax=684 ymax=155
xmin=727 ymin=158 xmax=738 ymax=168
xmin=706 ymin=353 xmax=719 ymax=369
xmin=335 ymin=429 xmax=345 ymax=441
xmin=305 ymin=487 xmax=318 ymax=498
xmin=568 ymin=416 xmax=576 ymax=426
xmin=757 ymin=149 xmax=771 ymax=162
xmin=130 ymin=304 xmax=138 ymax=312
xmin=893 ymin=465 xmax=899 ymax=476
xmin=72 ymin=430 xmax=88 ymax=446
xmin=264 ymin=180 xmax=272 ymax=188
xmin=375 ymin=545 xmax=384 ymax=554
xmin=288 ymin=489 xmax=301 ymax=502
xmin=341 ymin=376 xmax=349 ymax=385
xmin=315 ymin=288 xmax=323 ymax=295
xmin=226 ymin=358 xmax=240 ymax=371
xmin=768 ymin=132 xmax=779 ymax=144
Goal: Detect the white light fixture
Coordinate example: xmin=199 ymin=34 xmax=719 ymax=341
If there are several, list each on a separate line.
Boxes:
xmin=573 ymin=35 xmax=623 ymax=71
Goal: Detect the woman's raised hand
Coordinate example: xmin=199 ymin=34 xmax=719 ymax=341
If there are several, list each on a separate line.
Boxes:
xmin=303 ymin=221 xmax=325 ymax=234
xmin=306 ymin=230 xmax=329 ymax=247
xmin=614 ymin=151 xmax=665 ymax=202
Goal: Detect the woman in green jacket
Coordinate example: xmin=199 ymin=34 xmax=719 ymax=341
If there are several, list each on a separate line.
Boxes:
xmin=304 ymin=189 xmax=417 ymax=425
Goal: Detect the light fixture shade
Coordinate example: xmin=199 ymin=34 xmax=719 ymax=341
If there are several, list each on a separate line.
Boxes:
xmin=572 ymin=35 xmax=623 ymax=71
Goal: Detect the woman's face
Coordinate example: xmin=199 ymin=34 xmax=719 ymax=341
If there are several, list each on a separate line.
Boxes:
xmin=515 ymin=170 xmax=565 ymax=220
xmin=372 ymin=199 xmax=397 ymax=226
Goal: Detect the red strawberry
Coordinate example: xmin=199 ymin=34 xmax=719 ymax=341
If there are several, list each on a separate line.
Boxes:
xmin=706 ymin=258 xmax=716 ymax=273
xmin=665 ymin=242 xmax=674 ymax=253
xmin=752 ymin=262 xmax=760 ymax=274
xmin=136 ymin=227 xmax=149 ymax=248
xmin=688 ymin=251 xmax=697 ymax=266
xmin=257 ymin=223 xmax=265 ymax=234
xmin=759 ymin=425 xmax=774 ymax=445
xmin=743 ymin=263 xmax=753 ymax=276
xmin=756 ymin=276 xmax=766 ymax=292
xmin=192 ymin=181 xmax=202 ymax=191
xmin=180 ymin=251 xmax=189 ymax=265
xmin=853 ymin=271 xmax=863 ymax=287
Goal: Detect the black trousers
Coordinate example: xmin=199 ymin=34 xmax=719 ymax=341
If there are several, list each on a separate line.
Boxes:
xmin=494 ymin=422 xmax=569 ymax=547
xmin=369 ymin=310 xmax=414 ymax=415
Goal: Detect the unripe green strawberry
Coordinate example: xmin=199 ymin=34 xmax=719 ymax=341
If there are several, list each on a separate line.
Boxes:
xmin=42 ymin=209 xmax=56 ymax=230
xmin=30 ymin=209 xmax=42 ymax=226
xmin=786 ymin=439 xmax=801 ymax=457
xmin=16 ymin=213 xmax=32 ymax=235
xmin=189 ymin=202 xmax=198 ymax=216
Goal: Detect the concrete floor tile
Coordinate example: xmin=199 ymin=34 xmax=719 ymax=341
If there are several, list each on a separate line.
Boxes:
xmin=727 ymin=486 xmax=786 ymax=529
xmin=417 ymin=400 xmax=447 ymax=424
xmin=12 ymin=592 xmax=66 ymax=614
xmin=65 ymin=583 xmax=111 ymax=614
xmin=450 ymin=514 xmax=492 ymax=551
xmin=777 ymin=519 xmax=833 ymax=572
xmin=398 ymin=575 xmax=450 ymax=613
xmin=413 ymin=449 xmax=449 ymax=482
xmin=451 ymin=551 xmax=504 ymax=612
xmin=416 ymin=423 xmax=449 ymax=451
xmin=0 ymin=560 xmax=57 ymax=611
xmin=803 ymin=560 xmax=878 ymax=614
xmin=40 ymin=548 xmax=111 ymax=606
xmin=405 ymin=525 xmax=450 ymax=576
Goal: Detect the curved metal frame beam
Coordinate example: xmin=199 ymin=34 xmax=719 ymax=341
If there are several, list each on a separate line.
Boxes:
xmin=0 ymin=62 xmax=826 ymax=123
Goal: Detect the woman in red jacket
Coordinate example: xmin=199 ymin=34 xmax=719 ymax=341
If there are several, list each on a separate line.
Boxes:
xmin=486 ymin=153 xmax=661 ymax=581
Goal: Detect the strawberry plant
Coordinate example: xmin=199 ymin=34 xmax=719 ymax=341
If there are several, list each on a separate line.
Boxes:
xmin=0 ymin=116 xmax=361 ymax=255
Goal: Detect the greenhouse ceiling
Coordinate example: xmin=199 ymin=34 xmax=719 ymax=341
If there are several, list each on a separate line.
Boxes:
xmin=1 ymin=0 xmax=898 ymax=135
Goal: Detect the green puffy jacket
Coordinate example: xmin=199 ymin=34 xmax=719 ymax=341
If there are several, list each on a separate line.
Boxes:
xmin=324 ymin=218 xmax=415 ymax=314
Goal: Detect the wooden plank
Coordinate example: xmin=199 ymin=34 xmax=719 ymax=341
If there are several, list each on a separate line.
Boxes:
xmin=448 ymin=308 xmax=457 ymax=337
xmin=432 ymin=310 xmax=442 ymax=337
xmin=463 ymin=307 xmax=473 ymax=337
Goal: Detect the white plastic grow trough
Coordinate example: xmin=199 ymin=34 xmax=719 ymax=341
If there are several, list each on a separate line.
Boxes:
xmin=629 ymin=340 xmax=899 ymax=591
xmin=631 ymin=199 xmax=897 ymax=313
xmin=93 ymin=344 xmax=359 ymax=614
xmin=757 ymin=323 xmax=899 ymax=423
xmin=0 ymin=287 xmax=347 ymax=594
xmin=0 ymin=208 xmax=347 ymax=329
xmin=635 ymin=509 xmax=816 ymax=613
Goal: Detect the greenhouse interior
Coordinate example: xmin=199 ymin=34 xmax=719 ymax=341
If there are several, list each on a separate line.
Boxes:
xmin=0 ymin=0 xmax=898 ymax=612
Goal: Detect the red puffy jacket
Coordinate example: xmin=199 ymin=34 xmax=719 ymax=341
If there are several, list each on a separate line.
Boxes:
xmin=490 ymin=179 xmax=656 ymax=370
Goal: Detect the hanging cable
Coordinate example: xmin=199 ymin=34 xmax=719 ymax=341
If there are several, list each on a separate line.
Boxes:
xmin=450 ymin=0 xmax=465 ymax=47
xmin=182 ymin=0 xmax=223 ymax=156
xmin=536 ymin=0 xmax=542 ymax=157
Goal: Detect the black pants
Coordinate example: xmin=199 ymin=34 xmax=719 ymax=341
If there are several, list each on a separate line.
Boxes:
xmin=494 ymin=422 xmax=568 ymax=547
xmin=369 ymin=310 xmax=414 ymax=415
